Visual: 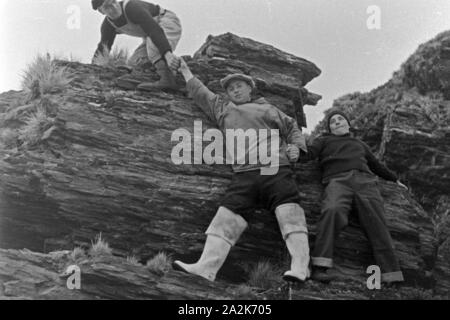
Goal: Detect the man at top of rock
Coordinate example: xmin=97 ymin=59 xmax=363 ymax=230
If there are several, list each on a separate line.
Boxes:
xmin=172 ymin=58 xmax=311 ymax=283
xmin=301 ymin=110 xmax=407 ymax=284
xmin=91 ymin=0 xmax=182 ymax=90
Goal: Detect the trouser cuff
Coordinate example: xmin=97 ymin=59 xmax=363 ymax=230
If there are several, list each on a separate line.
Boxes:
xmin=381 ymin=271 xmax=404 ymax=283
xmin=311 ymin=257 xmax=333 ymax=268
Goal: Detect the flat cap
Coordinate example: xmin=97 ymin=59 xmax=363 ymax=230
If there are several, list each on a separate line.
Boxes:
xmin=220 ymin=73 xmax=256 ymax=90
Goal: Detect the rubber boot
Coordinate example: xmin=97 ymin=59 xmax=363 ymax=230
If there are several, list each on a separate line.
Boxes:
xmin=173 ymin=207 xmax=248 ymax=282
xmin=283 ymin=232 xmax=311 ymax=282
xmin=275 ymin=203 xmax=310 ymax=283
xmin=173 ymin=235 xmax=230 ymax=281
xmin=137 ymin=60 xmax=178 ymax=91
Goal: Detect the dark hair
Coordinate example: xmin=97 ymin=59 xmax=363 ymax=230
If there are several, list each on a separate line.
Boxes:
xmin=92 ymin=0 xmax=106 ymax=10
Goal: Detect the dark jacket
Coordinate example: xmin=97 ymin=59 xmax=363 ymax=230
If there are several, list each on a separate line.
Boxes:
xmin=301 ymin=133 xmax=398 ymax=182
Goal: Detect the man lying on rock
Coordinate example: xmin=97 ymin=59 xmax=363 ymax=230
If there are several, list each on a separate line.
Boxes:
xmin=172 ymin=58 xmax=311 ymax=283
xmin=301 ymin=111 xmax=407 ymax=284
xmin=91 ymin=0 xmax=182 ymax=90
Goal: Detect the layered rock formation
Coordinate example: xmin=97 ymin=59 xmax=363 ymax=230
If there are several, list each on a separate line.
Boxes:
xmin=0 ymin=33 xmax=448 ymax=299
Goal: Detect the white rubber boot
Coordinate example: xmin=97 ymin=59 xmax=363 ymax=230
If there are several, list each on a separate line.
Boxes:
xmin=283 ymin=232 xmax=310 ymax=282
xmin=173 ymin=207 xmax=248 ymax=281
xmin=173 ymin=234 xmax=230 ymax=281
xmin=275 ymin=203 xmax=310 ymax=282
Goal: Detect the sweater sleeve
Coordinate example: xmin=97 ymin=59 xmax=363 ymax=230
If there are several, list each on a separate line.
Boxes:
xmin=93 ymin=18 xmax=117 ymax=60
xmin=125 ymin=1 xmax=172 ymax=57
xmin=186 ymin=77 xmax=225 ymax=125
xmin=299 ymin=136 xmax=324 ymax=162
xmin=269 ymin=108 xmax=307 ymax=153
xmin=363 ymin=143 xmax=398 ymax=182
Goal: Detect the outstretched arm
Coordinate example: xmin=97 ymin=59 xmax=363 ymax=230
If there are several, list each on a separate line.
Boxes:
xmin=363 ymin=143 xmax=398 ymax=182
xmin=178 ymin=58 xmax=225 ymax=124
xmin=92 ymin=18 xmax=117 ymax=63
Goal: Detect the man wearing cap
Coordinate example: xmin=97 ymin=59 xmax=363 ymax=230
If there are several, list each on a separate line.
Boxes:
xmin=172 ymin=58 xmax=311 ymax=283
xmin=91 ymin=0 xmax=182 ymax=90
xmin=301 ymin=110 xmax=407 ymax=284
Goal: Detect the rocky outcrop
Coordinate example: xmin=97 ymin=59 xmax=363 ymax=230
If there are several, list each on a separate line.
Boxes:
xmin=190 ymin=33 xmax=322 ymax=128
xmin=0 ymin=33 xmax=448 ymax=299
xmin=0 ymin=249 xmax=235 ymax=300
xmin=314 ymin=30 xmax=450 ymax=294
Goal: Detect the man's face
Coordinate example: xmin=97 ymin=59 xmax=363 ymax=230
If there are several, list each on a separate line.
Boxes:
xmin=329 ymin=114 xmax=350 ymax=136
xmin=98 ymin=1 xmax=122 ymax=19
xmin=226 ymin=80 xmax=252 ymax=105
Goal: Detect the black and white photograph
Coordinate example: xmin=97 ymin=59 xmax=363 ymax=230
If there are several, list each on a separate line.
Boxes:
xmin=0 ymin=0 xmax=449 ymax=304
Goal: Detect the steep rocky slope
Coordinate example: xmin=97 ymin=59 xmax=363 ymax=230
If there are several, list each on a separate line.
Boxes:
xmin=0 ymin=33 xmax=448 ymax=299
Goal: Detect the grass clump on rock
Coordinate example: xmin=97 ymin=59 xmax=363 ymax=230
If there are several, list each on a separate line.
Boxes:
xmin=92 ymin=46 xmax=129 ymax=68
xmin=146 ymin=252 xmax=172 ymax=275
xmin=89 ymin=233 xmax=112 ymax=257
xmin=18 ymin=107 xmax=53 ymax=146
xmin=247 ymin=260 xmax=282 ymax=290
xmin=22 ymin=54 xmax=73 ymax=94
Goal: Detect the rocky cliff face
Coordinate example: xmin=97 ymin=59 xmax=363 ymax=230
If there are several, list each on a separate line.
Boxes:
xmin=0 ymin=33 xmax=448 ymax=299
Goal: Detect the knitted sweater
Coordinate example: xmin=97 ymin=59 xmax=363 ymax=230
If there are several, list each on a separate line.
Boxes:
xmin=302 ymin=133 xmax=398 ymax=182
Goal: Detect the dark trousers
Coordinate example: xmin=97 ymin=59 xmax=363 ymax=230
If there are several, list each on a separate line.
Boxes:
xmin=312 ymin=170 xmax=404 ymax=282
xmin=221 ymin=166 xmax=301 ymax=221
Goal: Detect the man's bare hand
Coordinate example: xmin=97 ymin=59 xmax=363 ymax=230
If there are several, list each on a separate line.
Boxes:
xmin=164 ymin=51 xmax=180 ymax=72
xmin=177 ymin=57 xmax=194 ymax=82
xmin=178 ymin=58 xmax=189 ymax=72
xmin=286 ymin=144 xmax=300 ymax=163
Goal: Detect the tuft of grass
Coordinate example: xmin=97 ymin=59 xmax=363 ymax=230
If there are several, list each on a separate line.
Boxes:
xmin=21 ymin=54 xmax=73 ymax=94
xmin=247 ymin=260 xmax=282 ymax=289
xmin=146 ymin=252 xmax=172 ymax=275
xmin=18 ymin=107 xmax=53 ymax=146
xmin=92 ymin=46 xmax=129 ymax=68
xmin=127 ymin=255 xmax=141 ymax=266
xmin=89 ymin=233 xmax=112 ymax=257
xmin=71 ymin=247 xmax=86 ymax=261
